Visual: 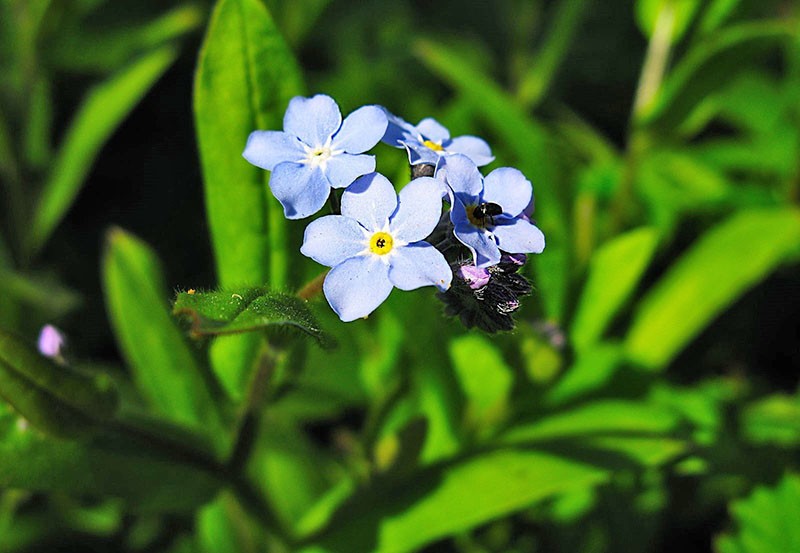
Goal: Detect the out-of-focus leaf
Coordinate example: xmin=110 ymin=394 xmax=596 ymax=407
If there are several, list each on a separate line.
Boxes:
xmin=625 ymin=208 xmax=800 ymax=370
xmin=641 ymin=21 xmax=793 ymax=128
xmin=0 ymin=269 xmax=81 ymax=317
xmin=194 ymin=0 xmax=303 ymax=399
xmin=414 ymin=38 xmax=569 ymax=322
xmin=263 ymin=0 xmax=331 ymax=47
xmin=501 ymin=400 xmax=681 ymax=445
xmin=304 ymin=450 xmax=609 ymax=553
xmin=517 ymin=0 xmax=590 ymax=107
xmin=716 ymin=474 xmax=800 ymax=553
xmin=23 ymin=75 xmax=52 ymax=169
xmin=693 ymin=127 xmax=799 ymax=179
xmin=698 ymin=0 xmax=743 ymax=35
xmin=649 ymin=380 xmax=737 ymax=445
xmin=102 ymin=228 xmax=224 ymax=437
xmin=636 ymin=0 xmax=701 ymax=45
xmin=197 ymin=492 xmax=261 ymax=553
xmin=0 ymin=329 xmax=117 ymax=438
xmin=571 ymin=227 xmax=660 ymax=351
xmin=741 ymin=394 xmax=800 ymax=447
xmin=28 ymin=46 xmax=178 ymax=256
xmin=0 ymin=408 xmax=220 ymax=512
xmin=544 ymin=343 xmax=624 ymax=406
xmin=173 ymin=288 xmax=332 ymax=347
xmin=448 ymin=334 xmax=513 ymax=432
xmin=49 ymin=3 xmax=205 ymax=73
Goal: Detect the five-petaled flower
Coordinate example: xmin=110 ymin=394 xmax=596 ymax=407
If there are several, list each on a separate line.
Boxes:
xmin=301 ymin=172 xmax=452 ymax=322
xmin=381 ymin=111 xmax=494 ymax=168
xmin=440 ymin=154 xmax=545 ymax=268
xmin=243 ymin=94 xmax=388 ymax=219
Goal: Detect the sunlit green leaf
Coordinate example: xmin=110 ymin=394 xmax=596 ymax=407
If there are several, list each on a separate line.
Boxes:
xmin=0 ymin=329 xmax=117 ymax=438
xmin=197 ymin=492 xmax=261 ymax=553
xmin=698 ymin=0 xmax=744 ymax=35
xmin=102 ymin=228 xmax=225 ymax=437
xmin=716 ymin=474 xmax=800 ymax=553
xmin=28 ymin=46 xmax=178 ymax=256
xmin=304 ymin=450 xmax=609 ymax=553
xmin=571 ymin=227 xmax=660 ymax=351
xmin=636 ymin=0 xmax=701 ymax=45
xmin=741 ymin=394 xmax=800 ymax=447
xmin=544 ymin=343 xmax=624 ymax=406
xmin=625 ymin=208 xmax=800 ymax=370
xmin=173 ymin=288 xmax=331 ymax=348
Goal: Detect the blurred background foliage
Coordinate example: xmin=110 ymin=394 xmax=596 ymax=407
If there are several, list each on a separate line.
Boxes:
xmin=1 ymin=0 xmax=799 ymax=552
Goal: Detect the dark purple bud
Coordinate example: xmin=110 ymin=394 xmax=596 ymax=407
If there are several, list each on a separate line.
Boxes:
xmin=500 ymin=253 xmax=527 ymax=267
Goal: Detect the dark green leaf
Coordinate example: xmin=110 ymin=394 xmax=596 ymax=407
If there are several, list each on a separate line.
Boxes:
xmin=0 ymin=329 xmax=118 ymax=438
xmin=716 ymin=474 xmax=800 ymax=553
xmin=102 ymin=228 xmax=225 ymax=437
xmin=625 ymin=208 xmax=800 ymax=370
xmin=28 ymin=46 xmax=179 ymax=256
xmin=173 ymin=288 xmax=332 ymax=348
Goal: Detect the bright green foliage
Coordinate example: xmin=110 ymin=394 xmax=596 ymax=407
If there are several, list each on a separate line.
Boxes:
xmin=626 ymin=208 xmax=800 ymax=370
xmin=173 ymin=287 xmax=332 ymax=347
xmin=635 ymin=0 xmax=702 ymax=45
xmin=0 ymin=329 xmax=118 ymax=438
xmin=102 ymin=228 xmax=224 ymax=437
xmin=716 ymin=474 xmax=800 ymax=553
xmin=741 ymin=395 xmax=800 ymax=447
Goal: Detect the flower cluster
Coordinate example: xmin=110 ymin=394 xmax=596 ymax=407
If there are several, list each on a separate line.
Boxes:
xmin=244 ymin=94 xmax=545 ymax=327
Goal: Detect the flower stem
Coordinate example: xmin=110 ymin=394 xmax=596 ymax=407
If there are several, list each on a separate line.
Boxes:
xmin=297 ymin=269 xmax=329 ymax=300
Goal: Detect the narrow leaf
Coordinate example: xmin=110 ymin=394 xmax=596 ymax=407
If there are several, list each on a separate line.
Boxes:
xmin=625 ymin=208 xmax=800 ymax=370
xmin=102 ymin=228 xmax=224 ymax=436
xmin=571 ymin=227 xmax=660 ymax=351
xmin=28 ymin=46 xmax=178 ymax=256
xmin=173 ymin=288 xmax=332 ymax=347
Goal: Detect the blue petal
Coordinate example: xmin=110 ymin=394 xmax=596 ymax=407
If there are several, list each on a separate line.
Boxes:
xmin=300 ymin=215 xmax=368 ymax=267
xmin=405 ymin=141 xmax=440 ymax=166
xmin=447 ymin=136 xmax=494 ymax=166
xmin=416 ymin=118 xmax=450 ymax=142
xmin=382 ymin=110 xmax=416 ymax=147
xmin=283 ymin=94 xmax=342 ymax=147
xmin=388 ymin=243 xmax=452 ymax=291
xmin=438 ymin=154 xmax=484 ymax=197
xmin=482 ymin=167 xmax=532 ymax=217
xmin=333 ymin=105 xmax=388 ymax=153
xmin=242 ymin=131 xmax=305 ymax=170
xmin=326 ymin=153 xmax=375 ymax=189
xmin=323 ymin=255 xmax=393 ymax=321
xmin=341 ymin=172 xmax=398 ymax=231
xmin=454 ymin=225 xmax=502 ymax=268
xmin=269 ymin=162 xmax=330 ymax=219
xmin=390 ymin=177 xmax=446 ymax=243
xmin=492 ymin=217 xmax=546 ymax=254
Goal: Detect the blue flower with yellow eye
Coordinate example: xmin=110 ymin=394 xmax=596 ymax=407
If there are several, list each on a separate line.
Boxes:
xmin=301 ymin=172 xmax=452 ymax=322
xmin=439 ymin=154 xmax=545 ymax=268
xmin=243 ymin=94 xmax=388 ymax=219
xmin=381 ymin=110 xmax=494 ymax=168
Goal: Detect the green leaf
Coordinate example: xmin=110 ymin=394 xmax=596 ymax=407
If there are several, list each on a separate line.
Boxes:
xmin=625 ymin=208 xmax=800 ymax=370
xmin=197 ymin=492 xmax=262 ymax=553
xmin=0 ymin=329 xmax=118 ymax=438
xmin=194 ymin=0 xmax=303 ymax=400
xmin=0 ymin=408 xmax=220 ymax=512
xmin=570 ymin=227 xmax=660 ymax=351
xmin=544 ymin=343 xmax=624 ymax=406
xmin=173 ymin=288 xmax=332 ymax=347
xmin=303 ymin=450 xmax=609 ymax=553
xmin=697 ymin=0 xmax=743 ymax=35
xmin=636 ymin=0 xmax=702 ymax=45
xmin=641 ymin=21 xmax=793 ymax=128
xmin=741 ymin=394 xmax=800 ymax=447
xmin=448 ymin=335 xmax=513 ymax=433
xmin=27 ymin=46 xmax=179 ymax=256
xmin=414 ymin=38 xmax=569 ymax=322
xmin=194 ymin=0 xmax=302 ymax=289
xmin=716 ymin=474 xmax=800 ymax=553
xmin=102 ymin=228 xmax=225 ymax=436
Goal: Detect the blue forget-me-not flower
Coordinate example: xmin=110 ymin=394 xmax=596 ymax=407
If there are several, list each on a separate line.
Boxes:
xmin=243 ymin=94 xmax=388 ymax=219
xmin=439 ymin=154 xmax=545 ymax=268
xmin=381 ymin=111 xmax=494 ymax=168
xmin=301 ymin=172 xmax=452 ymax=322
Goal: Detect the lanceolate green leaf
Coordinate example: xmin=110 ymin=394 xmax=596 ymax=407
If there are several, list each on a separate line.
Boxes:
xmin=194 ymin=0 xmax=302 ymax=289
xmin=571 ymin=227 xmax=660 ymax=351
xmin=173 ymin=287 xmax=331 ymax=347
xmin=102 ymin=228 xmax=224 ymax=436
xmin=0 ymin=329 xmax=118 ymax=438
xmin=625 ymin=208 xmax=800 ymax=370
xmin=27 ymin=45 xmax=179 ymax=256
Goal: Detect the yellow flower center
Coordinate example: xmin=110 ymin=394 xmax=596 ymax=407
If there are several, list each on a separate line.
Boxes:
xmin=369 ymin=232 xmax=394 ymax=255
xmin=422 ymin=139 xmax=444 ymax=152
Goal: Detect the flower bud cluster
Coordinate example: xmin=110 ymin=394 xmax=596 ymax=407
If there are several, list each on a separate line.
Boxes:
xmin=244 ymin=94 xmax=545 ymax=328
